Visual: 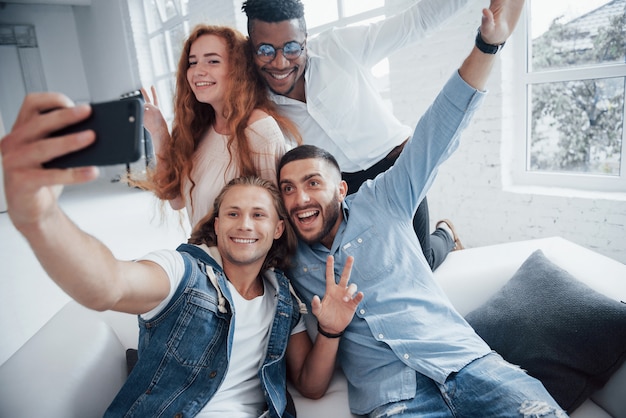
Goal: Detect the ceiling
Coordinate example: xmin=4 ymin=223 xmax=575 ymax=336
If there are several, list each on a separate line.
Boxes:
xmin=3 ymin=0 xmax=92 ymax=5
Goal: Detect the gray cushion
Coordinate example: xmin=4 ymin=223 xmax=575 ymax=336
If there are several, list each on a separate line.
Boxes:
xmin=465 ymin=250 xmax=626 ymax=413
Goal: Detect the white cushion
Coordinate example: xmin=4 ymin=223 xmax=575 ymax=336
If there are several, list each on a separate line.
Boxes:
xmin=0 ymin=302 xmax=127 ymax=417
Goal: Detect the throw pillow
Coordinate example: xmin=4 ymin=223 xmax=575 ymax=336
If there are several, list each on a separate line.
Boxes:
xmin=465 ymin=249 xmax=626 ymax=413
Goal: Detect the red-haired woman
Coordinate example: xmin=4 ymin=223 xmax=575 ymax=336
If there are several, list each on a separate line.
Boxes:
xmin=140 ymin=24 xmax=300 ymax=227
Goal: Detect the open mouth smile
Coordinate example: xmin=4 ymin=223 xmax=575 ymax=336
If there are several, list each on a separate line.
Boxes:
xmin=295 ymin=209 xmax=319 ymax=225
xmin=266 ymin=68 xmax=296 ymax=81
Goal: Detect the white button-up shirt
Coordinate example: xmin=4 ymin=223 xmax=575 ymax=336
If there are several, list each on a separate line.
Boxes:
xmin=270 ymin=0 xmax=470 ymax=172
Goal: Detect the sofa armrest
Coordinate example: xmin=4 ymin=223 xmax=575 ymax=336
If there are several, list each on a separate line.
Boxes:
xmin=0 ymin=301 xmax=127 ymax=418
xmin=592 ymin=361 xmax=626 ymax=418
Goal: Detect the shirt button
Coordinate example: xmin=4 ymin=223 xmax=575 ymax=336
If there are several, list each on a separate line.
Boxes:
xmin=404 ymin=353 xmax=410 ymax=360
xmin=303 ymin=267 xmax=308 ymax=272
xmin=359 ymin=309 xmax=365 ymax=315
xmin=357 ymin=238 xmax=363 ymax=243
xmin=209 ymin=371 xmax=217 ymax=378
xmin=378 ymin=333 xmax=384 ymax=339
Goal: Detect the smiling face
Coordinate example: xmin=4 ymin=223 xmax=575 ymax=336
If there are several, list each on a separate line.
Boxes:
xmin=186 ymin=34 xmax=230 ymax=109
xmin=278 ymin=158 xmax=347 ymax=248
xmin=248 ymin=19 xmax=307 ymax=101
xmin=214 ymin=185 xmax=285 ymax=271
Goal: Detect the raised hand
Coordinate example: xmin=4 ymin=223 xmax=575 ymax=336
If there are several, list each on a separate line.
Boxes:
xmin=479 ymin=0 xmax=525 ymax=45
xmin=140 ymin=86 xmax=169 ymax=154
xmin=458 ymin=0 xmax=525 ymax=90
xmin=311 ymin=255 xmax=364 ymax=336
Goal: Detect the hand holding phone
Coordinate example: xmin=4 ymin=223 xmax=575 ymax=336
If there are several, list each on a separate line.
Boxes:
xmin=43 ymin=98 xmax=143 ymax=168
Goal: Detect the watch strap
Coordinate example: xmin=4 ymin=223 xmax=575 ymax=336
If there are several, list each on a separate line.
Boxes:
xmin=317 ymin=322 xmax=344 ymax=338
xmin=475 ymin=28 xmax=505 ymax=54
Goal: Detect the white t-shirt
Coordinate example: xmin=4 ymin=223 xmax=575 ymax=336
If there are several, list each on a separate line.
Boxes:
xmin=139 ymin=246 xmax=306 ymax=416
xmin=198 ymin=278 xmax=274 ymax=417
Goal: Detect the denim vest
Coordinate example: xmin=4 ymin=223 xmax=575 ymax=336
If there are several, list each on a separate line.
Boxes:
xmin=104 ymin=244 xmax=301 ymax=418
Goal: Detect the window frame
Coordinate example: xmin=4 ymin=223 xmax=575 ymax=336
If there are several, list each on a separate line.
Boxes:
xmin=129 ymin=0 xmax=190 ymax=126
xmin=506 ymin=1 xmax=626 ymax=194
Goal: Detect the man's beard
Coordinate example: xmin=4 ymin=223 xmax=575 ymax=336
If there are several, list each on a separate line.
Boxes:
xmin=268 ymin=76 xmax=297 ymax=97
xmin=294 ymin=192 xmax=341 ymax=246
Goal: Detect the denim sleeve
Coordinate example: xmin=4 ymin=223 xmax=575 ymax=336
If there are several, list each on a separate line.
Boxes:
xmin=368 ymin=71 xmax=486 ymax=219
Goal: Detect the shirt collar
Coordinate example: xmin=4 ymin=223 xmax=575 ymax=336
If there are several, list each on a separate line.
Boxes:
xmin=341 ymin=199 xmax=350 ymax=220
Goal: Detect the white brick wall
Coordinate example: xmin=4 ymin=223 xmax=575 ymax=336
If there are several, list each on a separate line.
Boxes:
xmin=389 ymin=1 xmax=626 ymax=264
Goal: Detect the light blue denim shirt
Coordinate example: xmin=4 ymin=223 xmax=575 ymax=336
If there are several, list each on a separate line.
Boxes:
xmin=287 ymin=71 xmax=492 ymax=415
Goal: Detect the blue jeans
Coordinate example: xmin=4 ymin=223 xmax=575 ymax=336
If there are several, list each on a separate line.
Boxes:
xmin=368 ymin=353 xmax=568 ymax=418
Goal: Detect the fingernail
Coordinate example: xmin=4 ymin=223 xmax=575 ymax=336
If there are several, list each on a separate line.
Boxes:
xmin=76 ymin=130 xmax=94 ymax=143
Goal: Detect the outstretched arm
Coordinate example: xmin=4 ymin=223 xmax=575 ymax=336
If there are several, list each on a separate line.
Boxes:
xmin=1 ymin=93 xmax=171 ymax=314
xmin=458 ymin=0 xmax=525 ymax=91
xmin=286 ymin=256 xmax=363 ymax=399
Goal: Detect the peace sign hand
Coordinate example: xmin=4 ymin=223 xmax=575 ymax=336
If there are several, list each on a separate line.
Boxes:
xmin=311 ymin=255 xmax=364 ymax=336
xmin=140 ymin=86 xmax=169 ymax=153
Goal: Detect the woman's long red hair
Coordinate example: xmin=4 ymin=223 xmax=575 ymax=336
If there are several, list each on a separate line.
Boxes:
xmin=145 ymin=24 xmax=300 ymax=205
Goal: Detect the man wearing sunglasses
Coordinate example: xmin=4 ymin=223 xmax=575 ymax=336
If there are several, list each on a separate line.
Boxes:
xmin=242 ymin=0 xmax=470 ymax=272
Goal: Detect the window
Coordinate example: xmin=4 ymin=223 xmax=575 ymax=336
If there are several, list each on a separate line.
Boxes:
xmin=301 ymin=0 xmax=385 ymax=32
xmin=129 ymin=0 xmax=190 ymax=125
xmin=509 ymin=0 xmax=626 ymax=193
xmin=301 ymin=0 xmax=393 ymax=108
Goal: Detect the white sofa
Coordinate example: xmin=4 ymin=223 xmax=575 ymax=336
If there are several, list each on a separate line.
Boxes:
xmin=1 ymin=237 xmax=624 ymax=417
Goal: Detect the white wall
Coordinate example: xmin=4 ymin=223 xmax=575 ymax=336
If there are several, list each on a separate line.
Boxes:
xmin=1 ymin=0 xmax=139 ymax=104
xmin=388 ymin=1 xmax=626 ymax=264
xmin=1 ymin=3 xmax=90 ymax=102
xmin=73 ymin=0 xmax=139 ymax=102
xmin=0 ymin=115 xmax=5 ymax=213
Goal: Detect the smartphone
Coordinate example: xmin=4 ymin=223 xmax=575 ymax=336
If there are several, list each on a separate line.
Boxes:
xmin=43 ymin=98 xmax=143 ymax=168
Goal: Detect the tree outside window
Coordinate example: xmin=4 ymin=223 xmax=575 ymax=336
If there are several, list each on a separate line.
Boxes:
xmin=526 ymin=0 xmax=626 ymax=181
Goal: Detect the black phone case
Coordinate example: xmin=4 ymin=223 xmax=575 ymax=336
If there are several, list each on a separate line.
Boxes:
xmin=43 ymin=98 xmax=143 ymax=168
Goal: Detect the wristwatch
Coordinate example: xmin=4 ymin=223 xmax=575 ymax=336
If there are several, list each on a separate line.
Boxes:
xmin=475 ymin=28 xmax=505 ymax=54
